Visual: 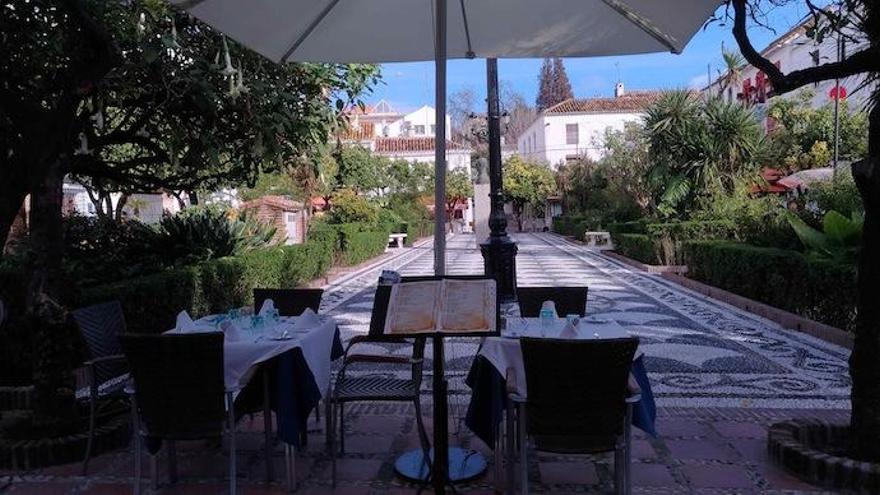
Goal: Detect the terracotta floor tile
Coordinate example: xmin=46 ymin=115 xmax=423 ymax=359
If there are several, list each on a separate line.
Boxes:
xmin=538 ymin=461 xmax=599 ymax=485
xmin=713 ymin=421 xmax=768 ymax=439
xmin=631 ymin=463 xmax=676 ymax=487
xmin=681 ymin=464 xmax=756 ymax=489
xmin=665 ymin=439 xmax=738 ymax=461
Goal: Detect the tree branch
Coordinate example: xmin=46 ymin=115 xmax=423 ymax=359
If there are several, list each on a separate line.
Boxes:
xmin=731 ymin=0 xmax=880 ymax=96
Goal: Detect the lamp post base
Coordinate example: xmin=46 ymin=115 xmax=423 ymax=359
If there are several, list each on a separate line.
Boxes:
xmin=480 ymin=237 xmax=518 ymax=303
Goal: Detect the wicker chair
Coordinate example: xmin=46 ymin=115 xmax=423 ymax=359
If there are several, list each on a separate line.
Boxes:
xmin=253 ymin=288 xmax=324 ymax=316
xmin=326 ymin=277 xmax=435 ymax=487
xmin=517 ymin=286 xmax=589 ymax=317
xmin=71 ymin=301 xmax=130 ymax=474
xmin=120 ymin=333 xmax=237 ymax=495
xmin=510 ymin=337 xmax=640 ymax=495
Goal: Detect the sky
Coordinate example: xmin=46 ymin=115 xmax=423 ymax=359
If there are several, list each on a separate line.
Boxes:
xmin=367 ymin=1 xmax=824 ymax=113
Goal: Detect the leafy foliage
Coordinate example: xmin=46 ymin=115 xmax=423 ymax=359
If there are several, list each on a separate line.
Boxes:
xmin=503 ymin=156 xmax=556 ymax=229
xmin=645 ymin=91 xmax=763 ymax=217
xmin=326 ymin=188 xmax=379 ymax=224
xmin=155 ymin=206 xmax=277 ymax=263
xmin=768 ymin=90 xmax=869 ymax=169
xmin=787 ymin=210 xmax=863 ymax=262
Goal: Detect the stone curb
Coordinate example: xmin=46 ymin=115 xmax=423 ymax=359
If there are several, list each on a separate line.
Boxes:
xmin=768 ymin=419 xmax=880 ymax=493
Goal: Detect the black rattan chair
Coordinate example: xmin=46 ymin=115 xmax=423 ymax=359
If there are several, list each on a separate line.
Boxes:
xmin=517 ymin=286 xmax=589 ymax=317
xmin=253 ymin=288 xmax=324 ymax=317
xmin=121 ymin=333 xmax=237 ymax=495
xmin=325 ymin=277 xmax=429 ymax=487
xmin=71 ymin=301 xmax=130 ymax=474
xmin=511 ymin=337 xmax=640 ymax=495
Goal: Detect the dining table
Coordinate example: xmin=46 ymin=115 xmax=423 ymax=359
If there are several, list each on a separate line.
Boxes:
xmin=464 ymin=316 xmax=657 ymax=450
xmin=167 ymin=311 xmax=345 ymax=447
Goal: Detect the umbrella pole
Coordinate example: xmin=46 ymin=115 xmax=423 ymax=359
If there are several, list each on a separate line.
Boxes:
xmin=433 ymin=0 xmax=447 ymax=277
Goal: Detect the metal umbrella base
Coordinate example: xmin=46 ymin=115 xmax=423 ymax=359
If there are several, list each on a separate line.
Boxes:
xmin=394 ymin=447 xmax=487 ymax=483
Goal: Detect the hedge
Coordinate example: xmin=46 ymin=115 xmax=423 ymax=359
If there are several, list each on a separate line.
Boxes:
xmin=403 ymin=221 xmax=432 ymax=246
xmin=614 ymin=234 xmax=657 ymax=264
xmin=645 ymin=220 xmax=738 ymax=265
xmin=684 ymin=240 xmax=857 ymax=332
xmin=79 ymin=242 xmax=335 ymax=334
xmin=607 ymin=220 xmax=648 ymax=235
xmin=552 ymin=216 xmax=596 ymax=241
xmin=340 ymin=230 xmax=389 ymax=265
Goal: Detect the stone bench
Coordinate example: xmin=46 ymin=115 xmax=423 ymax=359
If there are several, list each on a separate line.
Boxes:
xmin=388 ymin=233 xmax=408 ymax=248
xmin=583 ymin=231 xmax=613 ymax=249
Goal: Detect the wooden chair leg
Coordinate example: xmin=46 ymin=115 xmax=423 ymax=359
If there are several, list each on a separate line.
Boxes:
xmin=338 ymin=402 xmax=345 ymax=455
xmin=285 ymin=443 xmax=296 ymax=492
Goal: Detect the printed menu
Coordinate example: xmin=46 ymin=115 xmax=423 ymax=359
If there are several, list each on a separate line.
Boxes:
xmin=383 ymin=279 xmax=497 ymax=335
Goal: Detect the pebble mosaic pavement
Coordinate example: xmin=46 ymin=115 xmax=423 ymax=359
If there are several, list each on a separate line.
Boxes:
xmin=323 ymin=232 xmax=851 ymax=411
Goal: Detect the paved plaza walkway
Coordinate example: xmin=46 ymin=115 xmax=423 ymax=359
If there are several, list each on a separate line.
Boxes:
xmin=1 ymin=233 xmax=852 ymax=494
xmin=324 ymin=232 xmax=851 ymax=410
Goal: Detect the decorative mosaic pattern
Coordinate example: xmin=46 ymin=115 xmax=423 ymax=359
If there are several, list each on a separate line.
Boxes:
xmin=322 ymin=233 xmax=851 ymax=410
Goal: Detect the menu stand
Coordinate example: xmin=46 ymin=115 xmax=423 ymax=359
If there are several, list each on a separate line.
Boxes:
xmin=394 ymin=335 xmax=487 ymax=492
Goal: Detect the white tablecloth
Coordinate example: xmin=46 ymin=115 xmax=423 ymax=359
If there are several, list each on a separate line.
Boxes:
xmin=478 ymin=317 xmax=631 ymax=398
xmin=167 ymin=315 xmax=337 ymax=393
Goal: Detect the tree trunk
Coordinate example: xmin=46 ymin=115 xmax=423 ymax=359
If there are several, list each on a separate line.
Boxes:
xmin=27 ymin=159 xmax=75 ymax=424
xmin=0 ymin=187 xmax=28 ymax=253
xmin=850 ymin=103 xmax=880 ymax=462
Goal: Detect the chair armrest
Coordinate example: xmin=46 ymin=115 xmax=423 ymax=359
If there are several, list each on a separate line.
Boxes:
xmin=626 ymin=374 xmax=642 ymax=404
xmin=84 ymin=354 xmax=126 ymax=367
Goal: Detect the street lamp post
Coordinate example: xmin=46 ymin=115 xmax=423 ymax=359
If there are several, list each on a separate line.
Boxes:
xmin=480 ymin=58 xmax=517 ymax=302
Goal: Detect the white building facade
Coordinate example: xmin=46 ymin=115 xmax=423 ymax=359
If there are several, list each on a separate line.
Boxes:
xmin=703 ymin=17 xmax=872 ymax=114
xmin=343 ymin=101 xmax=473 ymax=230
xmin=517 ymin=85 xmax=659 ymax=167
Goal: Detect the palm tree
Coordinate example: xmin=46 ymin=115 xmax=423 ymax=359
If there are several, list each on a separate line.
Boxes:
xmin=717 ymin=45 xmax=746 ymax=101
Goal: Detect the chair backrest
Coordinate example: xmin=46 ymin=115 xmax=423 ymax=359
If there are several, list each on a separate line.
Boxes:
xmin=517 ymin=286 xmax=589 ymax=317
xmin=120 ymin=333 xmax=226 ymax=440
xmin=0 ymin=299 xmax=6 ymax=329
xmin=253 ymin=288 xmax=324 ymax=317
xmin=520 ymin=337 xmax=638 ymax=452
xmin=71 ymin=301 xmax=128 ymax=384
xmin=369 ymin=275 xmax=499 ymax=338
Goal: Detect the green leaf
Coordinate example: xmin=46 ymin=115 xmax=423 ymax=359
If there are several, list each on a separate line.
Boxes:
xmin=786 ymin=212 xmax=832 ymax=257
xmin=823 ymin=210 xmax=861 ymax=246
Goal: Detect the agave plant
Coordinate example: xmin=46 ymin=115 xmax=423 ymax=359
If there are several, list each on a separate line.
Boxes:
xmin=156 ymin=206 xmax=277 ymax=263
xmin=644 ymin=91 xmax=762 ymax=217
xmin=787 ymin=210 xmax=863 ymax=263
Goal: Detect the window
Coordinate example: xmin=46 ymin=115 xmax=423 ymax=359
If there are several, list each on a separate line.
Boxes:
xmin=430 ymin=125 xmax=436 ymax=134
xmin=284 ymin=212 xmax=298 ymax=245
xmin=566 ymin=124 xmax=579 ymax=145
xmin=414 ymin=125 xmax=425 ymax=135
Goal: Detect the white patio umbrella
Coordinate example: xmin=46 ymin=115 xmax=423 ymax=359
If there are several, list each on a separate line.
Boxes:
xmin=171 ymin=0 xmax=721 ymax=275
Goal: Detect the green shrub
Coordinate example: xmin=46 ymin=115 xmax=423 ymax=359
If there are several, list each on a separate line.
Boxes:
xmin=327 ymin=188 xmax=379 ymax=224
xmin=607 ymin=220 xmax=649 ymax=235
xmin=614 ymin=234 xmax=657 ymax=264
xmin=684 ymin=240 xmax=857 ymax=331
xmin=404 ymin=221 xmax=432 ymax=246
xmin=78 ymin=238 xmax=337 ymax=335
xmin=643 ymin=221 xmax=737 ymax=265
xmin=340 ymin=230 xmax=389 ymax=266
xmin=80 ymin=266 xmax=206 ymax=334
xmin=155 ymin=205 xmax=277 ymax=264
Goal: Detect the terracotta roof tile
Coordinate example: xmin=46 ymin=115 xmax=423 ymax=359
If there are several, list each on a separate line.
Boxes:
xmin=339 ymin=121 xmax=374 ymax=141
xmin=545 ymin=92 xmax=663 ymax=114
xmin=373 ymin=137 xmax=467 ymax=153
xmin=241 ymin=195 xmax=303 ymax=211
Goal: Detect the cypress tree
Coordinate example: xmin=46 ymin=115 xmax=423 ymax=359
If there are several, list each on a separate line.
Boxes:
xmin=551 ymin=57 xmax=574 ymax=104
xmin=536 ymin=58 xmax=554 ymax=111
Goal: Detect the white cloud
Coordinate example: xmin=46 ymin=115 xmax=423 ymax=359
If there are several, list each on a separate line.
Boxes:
xmin=688 ymin=73 xmax=710 ymax=90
